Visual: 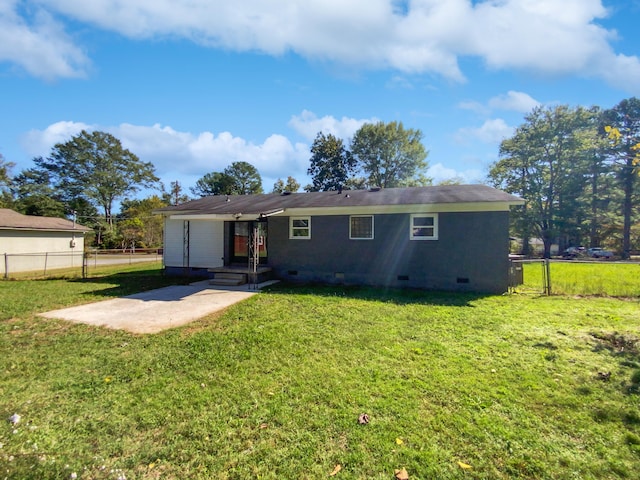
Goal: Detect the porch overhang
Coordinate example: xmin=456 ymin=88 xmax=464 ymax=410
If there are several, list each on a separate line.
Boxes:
xmin=169 ymin=208 xmax=286 ymax=221
xmin=169 ymin=213 xmax=245 ymax=221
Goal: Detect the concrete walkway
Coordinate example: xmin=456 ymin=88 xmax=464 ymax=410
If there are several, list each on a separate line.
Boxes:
xmin=39 ymin=280 xmax=275 ymax=334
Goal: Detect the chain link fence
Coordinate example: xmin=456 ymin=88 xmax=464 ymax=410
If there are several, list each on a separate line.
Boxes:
xmin=509 ymin=258 xmax=552 ymax=295
xmin=2 ymin=249 xmax=162 ymax=279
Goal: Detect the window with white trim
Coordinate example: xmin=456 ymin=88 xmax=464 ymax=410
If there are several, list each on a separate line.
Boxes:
xmin=350 ymin=215 xmax=374 ymax=240
xmin=290 ymin=216 xmax=311 ymax=239
xmin=410 ymin=214 xmax=438 ymax=240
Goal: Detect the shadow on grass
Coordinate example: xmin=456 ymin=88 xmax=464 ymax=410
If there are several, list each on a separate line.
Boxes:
xmin=68 ymin=268 xmax=207 ymax=299
xmin=262 ymin=282 xmax=489 ymax=307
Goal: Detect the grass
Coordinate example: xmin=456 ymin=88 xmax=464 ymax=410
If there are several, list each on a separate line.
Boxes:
xmin=520 ymin=261 xmax=640 ymax=297
xmin=1 ymin=263 xmax=640 ymax=479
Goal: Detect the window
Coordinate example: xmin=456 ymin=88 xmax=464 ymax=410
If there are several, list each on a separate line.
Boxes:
xmin=290 ymin=216 xmax=311 ymax=239
xmin=410 ymin=214 xmax=438 ymax=240
xmin=350 ymin=215 xmax=374 ymax=240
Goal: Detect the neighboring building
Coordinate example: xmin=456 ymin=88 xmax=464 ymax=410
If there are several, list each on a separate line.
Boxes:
xmin=0 ymin=209 xmax=91 ymax=275
xmin=154 ymin=185 xmax=524 ymax=293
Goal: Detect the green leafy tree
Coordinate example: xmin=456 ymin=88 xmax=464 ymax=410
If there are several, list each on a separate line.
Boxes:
xmin=191 ymin=171 xmax=236 ymax=197
xmin=272 ymin=176 xmax=301 ymax=193
xmin=0 ymin=153 xmax=15 ymax=207
xmin=119 ymin=195 xmax=167 ymax=248
xmin=224 ymin=161 xmax=263 ymax=194
xmin=36 ymin=130 xmax=159 ymax=227
xmin=191 ymin=162 xmax=263 ymax=197
xmin=600 ymin=97 xmax=640 ymax=259
xmin=436 ymin=176 xmax=464 ymax=186
xmin=575 ymin=120 xmax=617 ymax=250
xmin=351 ymin=121 xmax=430 ymax=188
xmin=0 ymin=153 xmax=13 ymax=188
xmin=307 ymin=133 xmax=357 ymax=191
xmin=11 ymin=167 xmax=66 ymax=217
xmin=488 ymin=105 xmax=599 ymax=257
xmin=13 ymin=165 xmax=100 ymax=223
xmin=117 ymin=217 xmax=144 ymax=250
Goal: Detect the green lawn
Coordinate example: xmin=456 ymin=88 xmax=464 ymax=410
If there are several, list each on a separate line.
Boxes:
xmin=1 ymin=264 xmax=639 ymax=479
xmin=520 ymin=261 xmax=640 ymax=297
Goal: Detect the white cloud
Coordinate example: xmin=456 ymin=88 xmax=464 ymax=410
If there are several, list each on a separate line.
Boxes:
xmin=455 ymin=118 xmax=514 ymax=145
xmin=459 ymin=91 xmax=540 ymax=118
xmin=427 ymin=162 xmax=483 ymax=184
xmin=488 ymin=91 xmax=540 ymax=113
xmin=458 ymin=100 xmax=490 ymax=115
xmin=0 ymin=1 xmax=89 ymax=79
xmin=288 ymin=110 xmax=376 ymax=141
xmin=22 ymin=121 xmax=92 ymax=155
xmin=4 ymin=0 xmax=638 ymax=91
xmin=20 ymin=121 xmax=311 ymax=189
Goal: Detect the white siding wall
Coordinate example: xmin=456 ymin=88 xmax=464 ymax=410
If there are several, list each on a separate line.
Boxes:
xmin=0 ymin=230 xmax=86 ymax=274
xmin=163 ymin=218 xmax=224 ymax=269
xmin=189 ymin=220 xmax=224 ymax=268
xmin=163 ymin=219 xmax=185 ymax=267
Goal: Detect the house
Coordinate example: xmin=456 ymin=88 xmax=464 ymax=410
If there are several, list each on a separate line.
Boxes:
xmin=154 ymin=185 xmax=524 ymax=293
xmin=0 ymin=208 xmax=92 ymax=276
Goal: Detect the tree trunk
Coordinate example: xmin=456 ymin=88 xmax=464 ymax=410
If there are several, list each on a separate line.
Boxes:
xmin=521 ymin=233 xmax=531 ymax=256
xmin=543 ymin=237 xmax=553 ymax=259
xmin=621 ymin=160 xmax=634 ymax=259
xmin=590 ymin=167 xmax=599 ymax=248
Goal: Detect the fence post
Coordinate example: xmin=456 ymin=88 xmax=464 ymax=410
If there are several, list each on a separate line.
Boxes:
xmin=544 ymin=259 xmax=552 ymax=295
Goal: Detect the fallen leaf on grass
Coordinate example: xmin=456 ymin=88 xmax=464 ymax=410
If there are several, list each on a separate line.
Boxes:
xmin=358 ymin=413 xmax=370 ymax=424
xmin=395 ymin=437 xmax=404 ymax=445
xmin=329 ymin=464 xmax=342 ymax=476
xmin=394 ymin=467 xmax=409 ymax=479
xmin=458 ymin=461 xmax=472 ymax=470
xmin=259 ymin=423 xmax=268 ymax=429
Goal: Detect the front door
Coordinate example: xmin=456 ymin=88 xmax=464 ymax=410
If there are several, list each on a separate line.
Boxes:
xmin=230 ymin=221 xmax=267 ymax=264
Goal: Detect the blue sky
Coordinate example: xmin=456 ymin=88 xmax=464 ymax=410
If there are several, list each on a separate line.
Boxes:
xmin=2 ymin=0 xmax=640 ymax=199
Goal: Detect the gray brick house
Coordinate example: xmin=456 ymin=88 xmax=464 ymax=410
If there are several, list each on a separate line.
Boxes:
xmin=155 ymin=185 xmax=523 ymax=293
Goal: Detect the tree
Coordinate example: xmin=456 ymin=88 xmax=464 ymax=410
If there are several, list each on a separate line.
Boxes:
xmin=307 ymin=133 xmax=357 ymax=192
xmin=600 ymin=97 xmax=640 ymax=259
xmin=0 ymin=153 xmax=13 ymax=188
xmin=272 ymin=176 xmax=301 ymax=193
xmin=191 ymin=162 xmax=263 ymax=197
xmin=117 ymin=217 xmax=144 ymax=250
xmin=162 ymin=180 xmax=190 ymax=205
xmin=0 ymin=153 xmax=15 ymax=207
xmin=36 ymin=130 xmax=159 ymax=227
xmin=224 ymin=161 xmax=263 ymax=194
xmin=351 ymin=121 xmax=430 ymax=188
xmin=191 ymin=171 xmax=236 ymax=197
xmin=119 ymin=195 xmax=167 ymax=248
xmin=488 ymin=105 xmax=598 ymax=257
xmin=575 ymin=119 xmax=616 ymax=250
xmin=11 ymin=167 xmax=66 ymax=217
xmin=437 ymin=176 xmax=464 ymax=186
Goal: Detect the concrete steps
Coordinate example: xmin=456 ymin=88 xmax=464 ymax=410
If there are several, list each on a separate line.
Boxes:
xmin=209 ymin=272 xmax=247 ymax=286
xmin=208 ymin=266 xmax=273 ymax=285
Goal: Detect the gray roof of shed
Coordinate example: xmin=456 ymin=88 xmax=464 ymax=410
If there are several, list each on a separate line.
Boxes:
xmin=156 ymin=185 xmax=523 ymax=216
xmin=0 ymin=209 xmax=91 ymax=232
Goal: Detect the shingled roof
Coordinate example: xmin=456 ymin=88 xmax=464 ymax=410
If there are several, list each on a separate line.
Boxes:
xmin=156 ymin=185 xmax=523 ymax=217
xmin=0 ymin=209 xmax=91 ymax=232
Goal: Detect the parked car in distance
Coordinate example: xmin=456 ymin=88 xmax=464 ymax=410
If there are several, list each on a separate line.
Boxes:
xmin=586 ymin=247 xmax=614 ymax=259
xmin=562 ymin=246 xmax=585 ymax=259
